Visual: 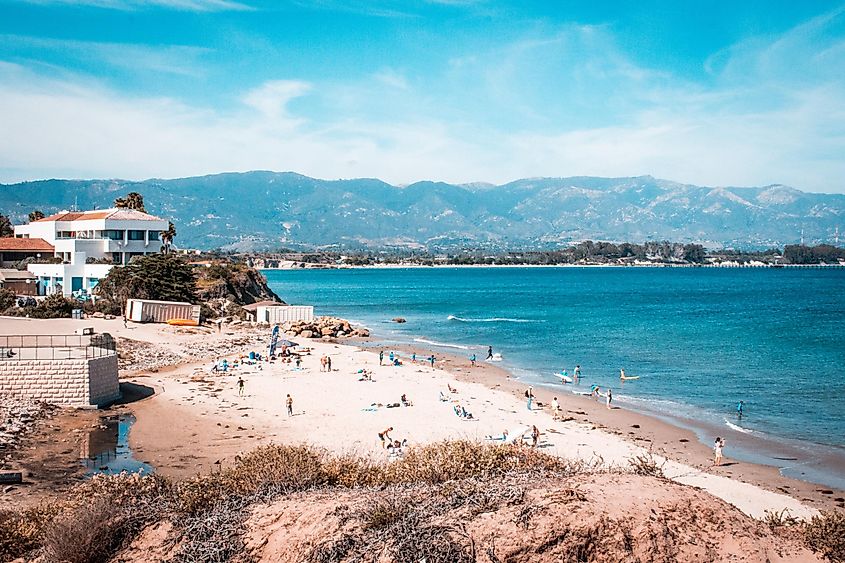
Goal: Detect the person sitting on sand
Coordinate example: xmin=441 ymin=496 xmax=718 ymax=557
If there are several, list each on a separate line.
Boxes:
xmin=713 ymin=437 xmax=725 ymax=466
xmin=448 ymin=383 xmax=457 ymax=393
xmin=378 ymin=427 xmax=393 ymax=448
xmin=439 ymin=391 xmax=448 ymax=402
xmin=393 ymin=358 xmax=402 ymax=366
xmin=485 ymin=430 xmax=509 ymax=441
xmin=401 ymin=393 xmax=412 ymax=406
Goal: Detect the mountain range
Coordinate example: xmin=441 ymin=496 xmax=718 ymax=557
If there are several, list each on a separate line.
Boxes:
xmin=2 ymin=172 xmax=843 ymax=251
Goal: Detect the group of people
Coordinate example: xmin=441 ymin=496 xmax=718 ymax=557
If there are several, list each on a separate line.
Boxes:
xmin=319 ymin=354 xmax=332 ymax=372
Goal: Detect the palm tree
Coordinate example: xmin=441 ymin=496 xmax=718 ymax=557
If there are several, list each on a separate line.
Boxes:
xmin=28 ymin=210 xmax=45 ymax=222
xmin=160 ymin=221 xmax=177 ymax=254
xmin=114 ymin=192 xmax=146 ymax=212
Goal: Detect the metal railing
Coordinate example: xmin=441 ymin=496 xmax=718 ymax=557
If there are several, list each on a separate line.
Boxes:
xmin=0 ymin=334 xmax=117 ymax=361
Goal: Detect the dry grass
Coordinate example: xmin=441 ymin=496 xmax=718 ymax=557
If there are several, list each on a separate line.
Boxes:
xmin=627 ymin=449 xmax=666 ymax=479
xmin=0 ymin=441 xmax=602 ymax=562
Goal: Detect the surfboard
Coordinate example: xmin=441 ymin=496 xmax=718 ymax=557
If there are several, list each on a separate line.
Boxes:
xmin=554 ymin=373 xmax=573 ymax=384
xmin=620 ymin=375 xmax=640 ymax=380
xmin=166 ymin=318 xmax=199 ymax=327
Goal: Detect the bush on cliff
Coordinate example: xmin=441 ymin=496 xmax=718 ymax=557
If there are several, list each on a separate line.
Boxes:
xmin=96 ymin=254 xmax=197 ymax=305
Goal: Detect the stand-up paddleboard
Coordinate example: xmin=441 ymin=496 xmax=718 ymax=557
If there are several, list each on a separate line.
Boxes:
xmin=620 ymin=375 xmax=640 ymax=381
xmin=554 ymin=372 xmax=574 ymax=384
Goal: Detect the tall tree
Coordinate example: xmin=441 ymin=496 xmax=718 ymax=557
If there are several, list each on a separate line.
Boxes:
xmin=114 ymin=192 xmax=146 ymax=212
xmin=96 ymin=253 xmax=197 ymax=305
xmin=0 ymin=214 xmax=12 ymax=237
xmin=28 ymin=210 xmax=45 ymax=222
xmin=160 ymin=221 xmax=177 ymax=254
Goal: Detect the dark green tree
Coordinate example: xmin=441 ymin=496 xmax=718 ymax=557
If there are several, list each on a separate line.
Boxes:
xmin=114 ymin=192 xmax=146 ymax=212
xmin=28 ymin=210 xmax=45 ymax=222
xmin=0 ymin=214 xmax=12 ymax=237
xmin=96 ymin=254 xmax=197 ymax=305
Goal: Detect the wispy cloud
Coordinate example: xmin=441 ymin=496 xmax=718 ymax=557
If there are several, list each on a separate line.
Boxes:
xmin=13 ymin=0 xmax=252 ymax=11
xmin=1 ymin=7 xmax=844 ymax=192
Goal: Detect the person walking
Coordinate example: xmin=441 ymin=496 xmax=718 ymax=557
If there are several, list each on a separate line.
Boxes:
xmin=429 ymin=355 xmax=435 ymax=368
xmin=525 ymin=386 xmax=534 ymax=410
xmin=736 ymin=400 xmax=744 ymax=417
xmin=470 ymin=354 xmax=476 ymax=367
xmin=237 ymin=377 xmax=244 ymax=397
xmin=486 ymin=346 xmax=493 ymax=360
xmin=286 ymin=393 xmax=293 ymax=416
xmin=531 ymin=425 xmax=540 ymax=447
xmin=379 ymin=350 xmax=384 ymax=365
xmin=326 ymin=355 xmax=332 ymax=372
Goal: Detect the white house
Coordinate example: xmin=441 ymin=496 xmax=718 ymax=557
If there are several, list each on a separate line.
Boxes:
xmin=13 ymin=208 xmax=169 ymax=296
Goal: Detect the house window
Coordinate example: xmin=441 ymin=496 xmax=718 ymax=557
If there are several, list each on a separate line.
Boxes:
xmin=128 ymin=230 xmax=145 ymax=240
xmin=148 ymin=231 xmax=161 ymax=242
xmin=101 ymin=230 xmax=124 ymax=240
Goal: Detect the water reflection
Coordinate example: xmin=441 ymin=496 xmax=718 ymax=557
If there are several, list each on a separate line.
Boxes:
xmin=81 ymin=414 xmax=153 ymax=475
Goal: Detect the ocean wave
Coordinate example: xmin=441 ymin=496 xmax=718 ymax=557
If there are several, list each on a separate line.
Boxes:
xmin=412 ymin=338 xmax=470 ymax=350
xmin=447 ymin=315 xmax=544 ymax=323
xmin=724 ymin=419 xmax=754 ymax=434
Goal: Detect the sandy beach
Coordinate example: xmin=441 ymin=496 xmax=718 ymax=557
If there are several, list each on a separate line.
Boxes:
xmin=3 ymin=316 xmax=843 ymax=521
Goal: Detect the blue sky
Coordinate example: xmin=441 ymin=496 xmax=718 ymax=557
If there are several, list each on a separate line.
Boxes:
xmin=1 ymin=0 xmax=844 ymax=192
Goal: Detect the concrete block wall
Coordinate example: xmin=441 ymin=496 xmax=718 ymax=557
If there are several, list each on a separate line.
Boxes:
xmin=88 ymin=355 xmax=120 ymax=406
xmin=0 ymin=355 xmax=120 ymax=407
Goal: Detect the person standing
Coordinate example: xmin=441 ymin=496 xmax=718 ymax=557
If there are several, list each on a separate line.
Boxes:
xmin=526 ymin=386 xmax=534 ymax=410
xmin=379 ymin=350 xmax=384 ymax=365
xmin=470 ymin=354 xmax=476 ymax=367
xmin=606 ymin=388 xmax=613 ymax=410
xmin=389 ymin=351 xmax=395 ymax=364
xmin=574 ymin=365 xmax=581 ymax=380
xmin=736 ymin=400 xmax=744 ymax=417
xmin=327 ymin=355 xmax=332 ymax=372
xmin=486 ymin=346 xmax=493 ymax=360
xmin=411 ymin=352 xmax=416 ymax=362
xmin=237 ymin=377 xmax=244 ymax=397
xmin=429 ymin=355 xmax=435 ymax=368
xmin=531 ymin=425 xmax=540 ymax=447
xmin=286 ymin=393 xmax=293 ymax=416
xmin=713 ymin=437 xmax=725 ymax=466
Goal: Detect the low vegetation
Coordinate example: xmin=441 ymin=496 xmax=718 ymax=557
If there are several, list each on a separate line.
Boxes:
xmin=2 ymin=442 xmax=840 ymax=562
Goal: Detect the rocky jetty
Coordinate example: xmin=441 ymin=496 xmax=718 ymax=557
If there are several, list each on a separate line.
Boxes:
xmin=278 ymin=316 xmax=369 ymax=339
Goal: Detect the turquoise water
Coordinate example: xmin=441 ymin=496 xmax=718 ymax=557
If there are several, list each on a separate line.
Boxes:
xmin=263 ymin=267 xmax=845 ymax=487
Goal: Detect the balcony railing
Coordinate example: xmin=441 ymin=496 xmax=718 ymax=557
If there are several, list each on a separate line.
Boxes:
xmin=0 ymin=334 xmax=117 ymax=361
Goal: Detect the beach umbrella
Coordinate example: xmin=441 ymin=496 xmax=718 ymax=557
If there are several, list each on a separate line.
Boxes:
xmin=279 ymin=339 xmax=299 ymax=347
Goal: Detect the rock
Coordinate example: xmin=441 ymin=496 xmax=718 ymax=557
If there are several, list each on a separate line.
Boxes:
xmin=300 ymin=330 xmax=313 ymax=339
xmin=320 ymin=327 xmax=334 ymax=336
xmin=336 ymin=331 xmax=346 ymax=337
xmin=92 ymin=312 xmax=105 ymax=318
xmin=392 ymin=317 xmax=406 ymax=323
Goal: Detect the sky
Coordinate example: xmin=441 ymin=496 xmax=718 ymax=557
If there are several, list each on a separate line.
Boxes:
xmin=0 ymin=1 xmax=844 ymax=193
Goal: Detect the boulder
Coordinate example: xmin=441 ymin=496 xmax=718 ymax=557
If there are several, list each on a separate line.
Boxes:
xmin=320 ymin=327 xmax=334 ymax=336
xmin=300 ymin=330 xmax=314 ymax=339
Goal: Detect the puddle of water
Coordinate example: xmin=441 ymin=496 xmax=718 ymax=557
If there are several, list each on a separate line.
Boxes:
xmin=81 ymin=414 xmax=153 ymax=475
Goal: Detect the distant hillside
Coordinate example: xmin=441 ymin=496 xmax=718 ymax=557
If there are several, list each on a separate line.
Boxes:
xmin=1 ymin=172 xmax=843 ymax=250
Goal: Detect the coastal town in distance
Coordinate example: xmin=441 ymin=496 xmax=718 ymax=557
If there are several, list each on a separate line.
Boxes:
xmin=2 ymin=1 xmax=845 ymax=562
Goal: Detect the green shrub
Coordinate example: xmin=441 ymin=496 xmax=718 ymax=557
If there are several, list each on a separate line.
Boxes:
xmin=0 ymin=288 xmax=15 ymax=311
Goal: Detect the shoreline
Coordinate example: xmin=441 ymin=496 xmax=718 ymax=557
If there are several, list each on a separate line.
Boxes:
xmin=3 ymin=316 xmax=843 ymax=519
xmin=356 ymin=338 xmax=845 ymax=511
xmin=258 ymin=263 xmax=845 ymax=270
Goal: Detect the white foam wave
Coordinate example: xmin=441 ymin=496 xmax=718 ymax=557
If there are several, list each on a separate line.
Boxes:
xmin=447 ymin=315 xmax=543 ymax=323
xmin=724 ymin=419 xmax=754 ymax=434
xmin=412 ymin=338 xmax=470 ymax=350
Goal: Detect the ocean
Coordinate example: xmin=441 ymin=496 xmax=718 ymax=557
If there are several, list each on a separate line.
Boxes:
xmin=263 ymin=266 xmax=845 ymax=488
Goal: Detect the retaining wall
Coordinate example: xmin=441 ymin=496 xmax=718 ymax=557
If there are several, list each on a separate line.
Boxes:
xmin=0 ymin=354 xmax=120 ymax=407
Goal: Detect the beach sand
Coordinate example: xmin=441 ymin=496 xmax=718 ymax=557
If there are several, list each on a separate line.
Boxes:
xmin=3 ymin=316 xmax=843 ymax=520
